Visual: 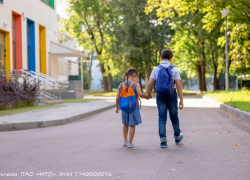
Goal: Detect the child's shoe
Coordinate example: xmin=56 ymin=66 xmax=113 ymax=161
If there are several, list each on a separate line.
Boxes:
xmin=122 ymin=140 xmax=128 ymax=147
xmin=127 ymin=143 xmax=135 ymax=148
xmin=160 ymin=137 xmax=168 ymax=148
xmin=175 ymin=133 xmax=184 ymax=145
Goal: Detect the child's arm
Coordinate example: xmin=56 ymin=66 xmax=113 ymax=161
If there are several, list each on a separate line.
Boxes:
xmin=175 ymin=79 xmax=184 ymax=110
xmin=116 ymin=84 xmax=122 ymax=113
xmin=135 ymin=83 xmax=149 ymax=99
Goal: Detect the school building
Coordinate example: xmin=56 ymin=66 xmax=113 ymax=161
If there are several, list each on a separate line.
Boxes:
xmin=0 ymin=0 xmax=84 ymax=81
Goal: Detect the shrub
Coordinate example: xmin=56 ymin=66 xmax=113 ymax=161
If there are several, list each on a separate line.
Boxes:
xmin=0 ymin=74 xmax=40 ymax=110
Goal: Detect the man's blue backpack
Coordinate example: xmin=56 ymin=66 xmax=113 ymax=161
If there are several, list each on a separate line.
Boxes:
xmin=155 ymin=65 xmax=175 ymax=95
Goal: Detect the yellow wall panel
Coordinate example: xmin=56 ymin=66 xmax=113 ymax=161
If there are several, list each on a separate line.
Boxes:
xmin=39 ymin=25 xmax=46 ymax=74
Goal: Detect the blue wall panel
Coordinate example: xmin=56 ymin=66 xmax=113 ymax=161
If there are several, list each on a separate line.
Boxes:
xmin=27 ymin=19 xmax=36 ymax=72
xmin=0 ymin=0 xmax=3 ymax=3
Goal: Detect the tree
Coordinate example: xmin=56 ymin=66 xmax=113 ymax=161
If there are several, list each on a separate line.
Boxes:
xmin=62 ymin=0 xmax=116 ymax=91
xmin=146 ymin=0 xmax=250 ymax=90
xmin=109 ymin=0 xmax=172 ymax=88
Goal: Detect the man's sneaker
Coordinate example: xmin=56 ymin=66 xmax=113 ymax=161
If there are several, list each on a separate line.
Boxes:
xmin=127 ymin=143 xmax=135 ymax=148
xmin=175 ymin=133 xmax=184 ymax=145
xmin=160 ymin=142 xmax=168 ymax=148
xmin=122 ymin=140 xmax=128 ymax=147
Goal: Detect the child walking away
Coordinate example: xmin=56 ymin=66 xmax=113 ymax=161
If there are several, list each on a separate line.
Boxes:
xmin=146 ymin=49 xmax=184 ymax=148
xmin=116 ymin=68 xmax=149 ymax=148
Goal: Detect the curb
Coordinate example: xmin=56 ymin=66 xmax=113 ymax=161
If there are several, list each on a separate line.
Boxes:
xmin=202 ymin=96 xmax=250 ymax=121
xmin=220 ymin=103 xmax=250 ymax=120
xmin=0 ymin=104 xmax=116 ymax=131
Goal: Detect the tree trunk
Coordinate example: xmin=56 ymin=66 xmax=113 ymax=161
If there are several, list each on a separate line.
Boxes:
xmin=197 ymin=63 xmax=202 ymax=90
xmin=99 ymin=63 xmax=108 ymax=91
xmin=217 ymin=70 xmax=223 ymax=89
xmin=145 ymin=65 xmax=151 ymax=87
xmin=107 ymin=65 xmax=112 ymax=92
xmin=139 ymin=73 xmax=143 ymax=92
xmin=200 ymin=42 xmax=207 ymax=91
xmin=213 ymin=68 xmax=219 ymax=90
xmin=88 ymin=53 xmax=93 ymax=90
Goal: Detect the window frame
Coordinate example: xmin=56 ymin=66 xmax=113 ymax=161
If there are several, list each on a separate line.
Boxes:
xmin=41 ymin=0 xmax=54 ymax=9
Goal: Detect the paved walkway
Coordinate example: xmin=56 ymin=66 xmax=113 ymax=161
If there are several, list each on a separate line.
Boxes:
xmin=0 ymin=100 xmax=115 ymax=124
xmin=0 ymin=99 xmax=116 ymax=131
xmin=1 ymin=95 xmax=249 ymax=179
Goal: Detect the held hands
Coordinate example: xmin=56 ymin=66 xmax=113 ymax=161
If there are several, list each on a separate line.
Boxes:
xmin=146 ymin=93 xmax=152 ymax=100
xmin=179 ymin=100 xmax=184 ymax=110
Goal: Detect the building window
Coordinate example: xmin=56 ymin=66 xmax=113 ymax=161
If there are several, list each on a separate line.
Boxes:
xmin=42 ymin=0 xmax=54 ymax=8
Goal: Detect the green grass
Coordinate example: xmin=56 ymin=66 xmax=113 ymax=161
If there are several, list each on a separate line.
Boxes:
xmin=203 ymin=90 xmax=250 ymax=112
xmin=182 ymin=90 xmax=199 ymax=94
xmin=63 ymin=99 xmax=97 ymax=103
xmin=0 ymin=105 xmax=59 ymax=117
xmin=85 ymin=89 xmax=199 ymax=96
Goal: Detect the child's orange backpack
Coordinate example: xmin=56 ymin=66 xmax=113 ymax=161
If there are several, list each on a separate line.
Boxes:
xmin=119 ymin=82 xmax=139 ymax=112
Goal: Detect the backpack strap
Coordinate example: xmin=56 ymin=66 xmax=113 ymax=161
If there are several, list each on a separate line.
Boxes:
xmin=121 ymin=83 xmax=127 ymax=91
xmin=157 ymin=65 xmax=164 ymax=69
xmin=128 ymin=81 xmax=136 ymax=88
xmin=169 ymin=65 xmax=175 ymax=70
xmin=168 ymin=65 xmax=176 ymax=84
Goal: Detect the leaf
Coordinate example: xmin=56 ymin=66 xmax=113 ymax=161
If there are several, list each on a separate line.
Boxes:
xmin=194 ymin=155 xmax=196 ymax=157
xmin=177 ymin=162 xmax=183 ymax=163
xmin=243 ymin=160 xmax=248 ymax=162
xmin=192 ymin=130 xmax=194 ymax=133
xmin=172 ymin=169 xmax=176 ymax=171
xmin=117 ymin=177 xmax=121 ymax=179
xmin=131 ymin=153 xmax=137 ymax=155
xmin=232 ymin=144 xmax=240 ymax=146
xmin=180 ymin=143 xmax=184 ymax=145
xmin=151 ymin=154 xmax=154 ymax=155
xmin=80 ymin=144 xmax=82 ymax=145
xmin=57 ymin=125 xmax=60 ymax=127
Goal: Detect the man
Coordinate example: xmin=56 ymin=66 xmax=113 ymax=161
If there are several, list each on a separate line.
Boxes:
xmin=146 ymin=49 xmax=184 ymax=148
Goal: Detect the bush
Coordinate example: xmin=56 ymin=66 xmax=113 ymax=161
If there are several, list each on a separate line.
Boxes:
xmin=0 ymin=74 xmax=40 ymax=110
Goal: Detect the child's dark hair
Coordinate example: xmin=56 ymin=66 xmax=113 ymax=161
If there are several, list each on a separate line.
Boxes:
xmin=161 ymin=49 xmax=173 ymax=60
xmin=124 ymin=68 xmax=138 ymax=89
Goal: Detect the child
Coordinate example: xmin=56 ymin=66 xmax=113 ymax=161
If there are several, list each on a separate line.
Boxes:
xmin=146 ymin=49 xmax=184 ymax=148
xmin=116 ymin=68 xmax=149 ymax=148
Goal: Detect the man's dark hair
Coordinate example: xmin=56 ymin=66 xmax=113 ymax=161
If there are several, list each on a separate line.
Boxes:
xmin=161 ymin=49 xmax=173 ymax=60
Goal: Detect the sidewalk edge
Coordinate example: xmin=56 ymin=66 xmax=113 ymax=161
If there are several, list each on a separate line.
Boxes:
xmin=202 ymin=96 xmax=250 ymax=121
xmin=0 ymin=104 xmax=116 ymax=131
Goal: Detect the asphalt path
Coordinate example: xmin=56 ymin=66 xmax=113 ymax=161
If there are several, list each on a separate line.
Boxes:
xmin=1 ymin=96 xmax=249 ymax=180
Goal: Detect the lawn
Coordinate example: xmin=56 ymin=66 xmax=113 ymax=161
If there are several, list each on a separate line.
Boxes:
xmin=85 ymin=89 xmax=199 ymax=96
xmin=0 ymin=105 xmax=59 ymax=117
xmin=63 ymin=99 xmax=97 ymax=103
xmin=203 ymin=90 xmax=250 ymax=112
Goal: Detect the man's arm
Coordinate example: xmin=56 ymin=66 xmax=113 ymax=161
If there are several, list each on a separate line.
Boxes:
xmin=146 ymin=78 xmax=155 ymax=98
xmin=175 ymin=79 xmax=184 ymax=110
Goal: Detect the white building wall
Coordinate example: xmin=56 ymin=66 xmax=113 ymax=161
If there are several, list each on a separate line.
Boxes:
xmin=0 ymin=0 xmax=57 ymax=72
